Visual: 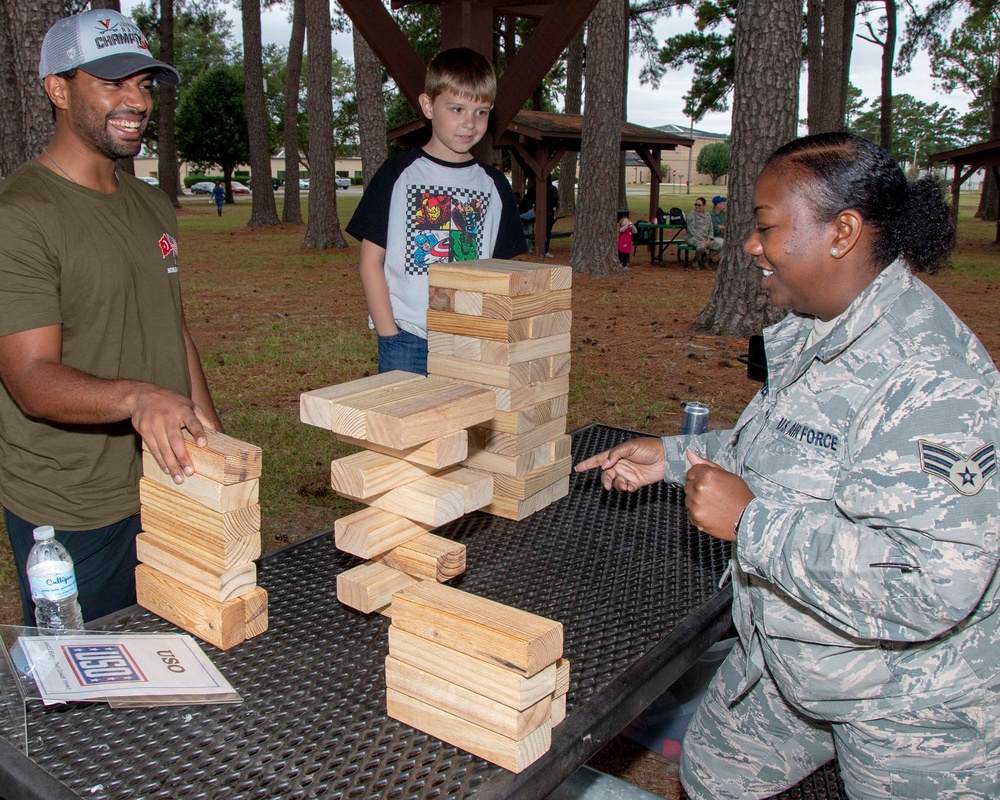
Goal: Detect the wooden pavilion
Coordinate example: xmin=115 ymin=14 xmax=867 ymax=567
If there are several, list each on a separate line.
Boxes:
xmin=929 ymin=139 xmax=1000 ymax=243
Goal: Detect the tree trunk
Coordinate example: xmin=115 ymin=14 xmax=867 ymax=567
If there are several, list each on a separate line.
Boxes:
xmin=558 ymin=27 xmax=584 ymax=218
xmin=282 ymin=0 xmax=306 ymax=224
xmin=302 ymin=0 xmax=347 ymax=249
xmin=810 ymin=0 xmax=858 ymax=133
xmin=805 ymin=0 xmax=823 ymax=133
xmin=0 ymin=0 xmax=60 ymax=176
xmin=618 ymin=0 xmax=629 ymax=215
xmin=569 ymin=0 xmax=626 ymax=277
xmin=976 ymin=66 xmax=1000 ymax=221
xmin=157 ymin=0 xmax=180 ymax=206
xmin=354 ymin=28 xmax=388 ymax=188
xmin=242 ymin=0 xmax=280 ymax=227
xmin=878 ymin=0 xmax=896 ymax=150
xmin=695 ymin=0 xmax=799 ymax=335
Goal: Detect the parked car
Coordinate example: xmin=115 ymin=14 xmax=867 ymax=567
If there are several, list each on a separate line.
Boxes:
xmin=138 ymin=176 xmax=159 ymax=187
xmin=230 ymin=181 xmax=252 ymax=194
xmin=246 ymin=177 xmax=281 ymax=190
xmin=189 ymin=181 xmax=215 ymax=194
xmin=298 ymin=178 xmax=310 ymax=190
xmin=335 ymin=176 xmax=351 ymax=189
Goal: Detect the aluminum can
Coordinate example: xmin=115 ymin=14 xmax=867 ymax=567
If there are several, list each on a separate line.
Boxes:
xmin=681 ymin=401 xmax=710 ymax=435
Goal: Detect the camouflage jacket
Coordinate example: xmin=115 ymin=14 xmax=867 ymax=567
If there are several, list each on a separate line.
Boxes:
xmin=663 ymin=259 xmax=1000 ymax=721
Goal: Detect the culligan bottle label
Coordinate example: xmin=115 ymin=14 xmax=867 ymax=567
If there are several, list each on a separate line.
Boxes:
xmin=28 ymin=561 xmax=78 ymax=601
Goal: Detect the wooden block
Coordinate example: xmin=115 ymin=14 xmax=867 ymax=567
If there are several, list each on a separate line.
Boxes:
xmin=336 ymin=562 xmax=418 ymax=614
xmin=143 ymin=428 xmax=262 ymax=485
xmin=427 ymin=330 xmax=455 ymax=355
xmin=478 ymin=333 xmax=572 ymax=366
xmin=492 ymin=456 xmax=572 ymax=500
xmin=385 ymin=656 xmax=553 ymax=740
xmin=135 ymin=564 xmax=245 ymax=650
xmin=135 ymin=532 xmax=257 ymax=601
xmin=335 ymin=429 xmax=468 ymax=470
xmin=334 ymin=507 xmax=433 ymax=559
xmin=430 ymin=287 xmax=572 ymax=321
xmin=386 ymin=687 xmax=551 ymax=773
xmin=463 ymin=434 xmax=571 ymax=477
xmin=481 ymin=396 xmax=569 ymax=434
xmin=554 ymin=657 xmax=571 ymax=697
xmin=429 ymin=259 xmax=560 ymax=296
xmin=429 ymin=286 xmax=486 ymax=316
xmin=427 ymin=353 xmax=568 ymax=390
xmin=370 ymin=474 xmax=468 ymax=527
xmin=470 ymin=417 xmax=568 ymax=457
xmin=390 ymin=581 xmax=563 ymax=677
xmin=241 ymin=586 xmax=268 ymax=638
xmin=435 ymin=466 xmax=494 ymax=513
xmin=388 ymin=626 xmax=555 ymax=710
xmin=551 ymin=693 xmax=567 ymax=726
xmin=378 ymin=533 xmax=466 ymax=582
xmin=548 ymin=265 xmax=572 ymax=290
xmin=142 ymin=452 xmax=259 ymax=513
xmin=139 ymin=478 xmax=261 ymax=569
xmin=426 ymin=310 xmax=571 ymax=344
xmin=364 ymin=381 xmax=495 ymax=449
xmin=330 ymin=450 xmax=435 ymax=501
xmin=299 ymin=371 xmax=427 ymax=434
xmin=482 ymin=475 xmax=570 ymax=521
xmin=491 ymin=375 xmax=569 ymax=413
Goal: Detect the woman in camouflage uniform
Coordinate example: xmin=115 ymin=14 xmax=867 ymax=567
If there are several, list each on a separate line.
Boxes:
xmin=578 ymin=132 xmax=1000 ymax=799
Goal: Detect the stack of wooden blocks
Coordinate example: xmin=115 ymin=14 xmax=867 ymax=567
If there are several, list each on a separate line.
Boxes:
xmin=385 ymin=580 xmax=569 ymax=773
xmin=135 ymin=429 xmax=268 ymax=650
xmin=426 ymin=259 xmax=573 ymax=521
xmin=299 ymin=371 xmax=497 ymax=614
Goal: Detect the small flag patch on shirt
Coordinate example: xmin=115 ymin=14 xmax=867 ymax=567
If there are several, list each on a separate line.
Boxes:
xmin=918 ymin=440 xmax=996 ymax=496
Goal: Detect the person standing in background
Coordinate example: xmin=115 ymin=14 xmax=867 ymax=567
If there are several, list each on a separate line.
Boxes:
xmin=212 ymin=182 xmax=225 ymax=216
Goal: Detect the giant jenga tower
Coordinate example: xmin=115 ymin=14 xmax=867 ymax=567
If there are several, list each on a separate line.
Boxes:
xmin=135 ymin=429 xmax=267 ymax=650
xmin=426 ymin=259 xmax=573 ymax=520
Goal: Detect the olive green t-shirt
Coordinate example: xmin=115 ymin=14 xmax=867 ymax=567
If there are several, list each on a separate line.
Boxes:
xmin=0 ymin=161 xmax=191 ymax=529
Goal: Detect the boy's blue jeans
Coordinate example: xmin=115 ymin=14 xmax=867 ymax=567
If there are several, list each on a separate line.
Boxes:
xmin=377 ymin=329 xmax=427 ymax=375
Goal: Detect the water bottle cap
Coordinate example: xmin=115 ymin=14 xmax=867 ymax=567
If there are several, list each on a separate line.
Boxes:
xmin=32 ymin=525 xmax=56 ymax=542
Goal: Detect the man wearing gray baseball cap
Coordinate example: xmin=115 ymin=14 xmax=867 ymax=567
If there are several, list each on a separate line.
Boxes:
xmin=0 ymin=8 xmax=222 ymax=627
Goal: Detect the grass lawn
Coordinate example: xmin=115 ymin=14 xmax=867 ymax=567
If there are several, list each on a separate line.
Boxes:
xmin=0 ymin=185 xmax=996 ymax=625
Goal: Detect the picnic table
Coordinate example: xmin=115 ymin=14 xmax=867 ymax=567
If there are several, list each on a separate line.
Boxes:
xmin=635 ymin=222 xmax=695 ymax=266
xmin=0 ymin=424 xmax=845 ymax=800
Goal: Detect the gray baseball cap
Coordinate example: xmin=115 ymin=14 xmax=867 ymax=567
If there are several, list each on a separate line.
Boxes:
xmin=38 ymin=9 xmax=180 ymax=85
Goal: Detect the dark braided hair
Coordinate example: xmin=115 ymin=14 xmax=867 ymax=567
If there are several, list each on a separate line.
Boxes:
xmin=764 ymin=132 xmax=955 ymax=274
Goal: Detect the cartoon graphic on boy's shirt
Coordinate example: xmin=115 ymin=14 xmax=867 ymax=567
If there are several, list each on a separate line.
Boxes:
xmin=406 ymin=186 xmax=490 ymax=274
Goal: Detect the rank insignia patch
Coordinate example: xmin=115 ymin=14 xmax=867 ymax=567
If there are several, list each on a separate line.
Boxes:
xmin=918 ymin=440 xmax=997 ymax=496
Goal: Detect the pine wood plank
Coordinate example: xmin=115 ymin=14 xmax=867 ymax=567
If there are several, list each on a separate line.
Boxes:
xmin=478 ymin=333 xmax=572 ymax=366
xmin=139 ymin=478 xmax=261 ymax=569
xmin=426 ymin=310 xmax=571 ymax=344
xmin=377 ymin=533 xmax=466 ymax=582
xmin=554 ymin=657 xmax=571 ymax=697
xmin=427 ymin=353 xmax=567 ymax=390
xmin=481 ymin=476 xmax=570 ymax=521
xmin=385 ymin=656 xmax=553 ymax=740
xmin=390 ymin=581 xmax=563 ymax=677
xmin=142 ymin=452 xmax=258 ymax=513
xmin=427 ymin=330 xmax=455 ymax=355
xmin=337 ymin=562 xmax=418 ymax=614
xmin=135 ymin=564 xmax=246 ymax=650
xmin=335 ymin=429 xmax=468 ymax=469
xmin=492 ymin=456 xmax=572 ymax=500
xmin=491 ymin=375 xmax=569 ymax=412
xmin=463 ymin=434 xmax=571 ymax=477
xmin=429 ymin=286 xmax=486 ymax=316
xmin=548 ymin=265 xmax=572 ymax=290
xmin=435 ymin=466 xmax=494 ymax=512
xmin=430 ymin=287 xmax=573 ymax=321
xmin=334 ymin=507 xmax=433 ymax=560
xmin=241 ymin=586 xmax=269 ymax=638
xmin=470 ymin=417 xmax=568 ymax=457
xmin=429 ymin=259 xmax=557 ymax=296
xmin=364 ymin=382 xmax=495 ymax=449
xmin=551 ymin=694 xmax=566 ymax=726
xmin=387 ymin=688 xmax=552 ymax=773
xmin=299 ymin=371 xmax=428 ymax=433
xmin=135 ymin=532 xmax=257 ymax=601
xmin=142 ymin=429 xmax=262 ymax=485
xmin=480 ymin=396 xmax=569 ymax=434
xmin=330 ymin=450 xmax=435 ymax=501
xmin=387 ymin=626 xmax=555 ymax=710
xmin=369 ymin=474 xmax=467 ymax=527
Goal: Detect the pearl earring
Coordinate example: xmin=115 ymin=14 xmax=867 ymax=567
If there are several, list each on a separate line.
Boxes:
xmin=830 ymin=247 xmax=839 ymax=256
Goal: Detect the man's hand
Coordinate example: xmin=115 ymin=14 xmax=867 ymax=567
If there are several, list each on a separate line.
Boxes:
xmin=684 ymin=450 xmax=754 ymax=541
xmin=130 ymin=384 xmax=216 ymax=484
xmin=575 ymin=436 xmax=665 ymax=493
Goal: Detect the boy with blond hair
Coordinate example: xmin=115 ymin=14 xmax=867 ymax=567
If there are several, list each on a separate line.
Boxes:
xmin=346 ymin=48 xmax=527 ymax=374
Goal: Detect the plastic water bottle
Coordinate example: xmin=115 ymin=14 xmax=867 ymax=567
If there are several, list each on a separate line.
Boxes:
xmin=26 ymin=525 xmax=84 ymax=631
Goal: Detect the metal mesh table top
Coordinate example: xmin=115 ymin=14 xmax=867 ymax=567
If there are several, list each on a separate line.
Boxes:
xmin=0 ymin=424 xmax=739 ymax=800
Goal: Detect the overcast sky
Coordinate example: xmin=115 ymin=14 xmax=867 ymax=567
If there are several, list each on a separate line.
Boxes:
xmin=122 ymin=1 xmax=971 ymax=136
